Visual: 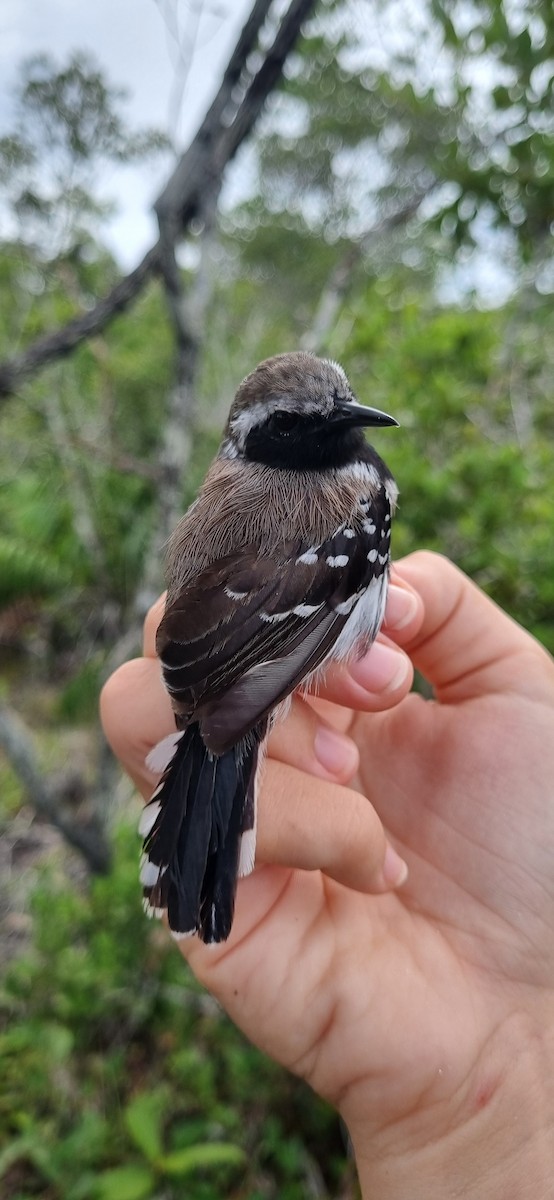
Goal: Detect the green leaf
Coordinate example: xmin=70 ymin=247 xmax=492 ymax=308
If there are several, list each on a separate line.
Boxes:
xmin=123 ymin=1090 xmax=166 ymax=1163
xmin=161 ymin=1142 xmax=246 ymax=1177
xmin=0 ymin=1136 xmax=35 ymax=1178
xmin=0 ymin=535 xmax=65 ymax=605
xmin=96 ymin=1164 xmax=154 ymax=1200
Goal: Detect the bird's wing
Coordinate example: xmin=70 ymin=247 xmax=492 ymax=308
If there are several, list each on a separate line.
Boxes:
xmin=157 ymin=516 xmax=391 ymax=754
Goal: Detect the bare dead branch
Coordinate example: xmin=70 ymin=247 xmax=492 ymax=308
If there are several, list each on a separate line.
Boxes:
xmin=141 ymin=196 xmax=220 ymax=618
xmin=68 ymin=432 xmax=162 ymax=482
xmin=0 ymin=0 xmax=318 ymax=399
xmin=0 ymin=703 xmax=111 ymax=873
xmin=0 ymin=245 xmax=160 ymax=397
xmin=154 ymin=0 xmax=275 ymax=232
xmin=302 ymin=187 xmax=433 ymax=354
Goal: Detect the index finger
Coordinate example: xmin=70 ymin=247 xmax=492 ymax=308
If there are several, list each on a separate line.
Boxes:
xmin=142 ymin=581 xmax=422 ymax=713
xmin=395 ymin=551 xmax=554 ymax=704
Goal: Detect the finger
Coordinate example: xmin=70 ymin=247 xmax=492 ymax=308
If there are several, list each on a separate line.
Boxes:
xmin=142 ymin=584 xmax=420 ymax=720
xmin=100 ymin=658 xmax=408 ymax=894
xmin=313 ymin=636 xmax=413 ymax=713
xmin=100 ymin=657 xmax=173 ymax=796
xmin=396 ymin=551 xmax=554 ymax=703
xmin=302 ymin=581 xmax=421 ymax=712
xmin=269 ymin=696 xmax=359 ymax=783
xmin=100 ymin=657 xmax=360 ymax=797
xmin=257 ymin=758 xmax=408 ymax=894
xmin=383 ymin=577 xmax=425 ymax=642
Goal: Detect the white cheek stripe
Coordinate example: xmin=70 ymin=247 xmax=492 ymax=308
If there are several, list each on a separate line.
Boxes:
xmin=230 ymin=396 xmax=324 ymax=447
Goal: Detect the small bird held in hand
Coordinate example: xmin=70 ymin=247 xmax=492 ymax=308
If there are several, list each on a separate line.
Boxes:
xmin=140 ymin=351 xmax=398 ymax=943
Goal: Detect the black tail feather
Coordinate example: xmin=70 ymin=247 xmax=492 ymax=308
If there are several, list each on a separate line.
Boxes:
xmin=141 ymin=721 xmax=264 ymax=943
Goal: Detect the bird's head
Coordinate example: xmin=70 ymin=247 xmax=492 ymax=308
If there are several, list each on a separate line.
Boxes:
xmin=222 ymin=351 xmax=397 ymax=471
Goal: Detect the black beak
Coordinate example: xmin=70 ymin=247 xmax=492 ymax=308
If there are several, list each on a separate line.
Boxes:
xmin=330 ymin=398 xmax=399 ymax=430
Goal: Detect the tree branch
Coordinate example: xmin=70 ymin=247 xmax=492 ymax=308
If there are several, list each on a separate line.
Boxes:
xmin=302 ymin=186 xmax=433 ymax=354
xmin=0 ymin=0 xmax=317 ymax=399
xmin=0 ymin=703 xmax=111 ymax=873
xmin=0 ymin=245 xmax=160 ymax=397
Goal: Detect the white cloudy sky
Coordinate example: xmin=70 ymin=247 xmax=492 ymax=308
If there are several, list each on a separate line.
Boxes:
xmin=0 ymin=0 xmax=517 ymax=302
xmin=0 ymin=0 xmax=253 ymax=265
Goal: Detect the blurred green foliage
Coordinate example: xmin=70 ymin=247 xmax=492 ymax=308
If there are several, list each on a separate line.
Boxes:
xmin=2 ymin=249 xmax=552 ymax=1193
xmin=342 ymin=287 xmax=554 ymax=649
xmin=1 ymin=7 xmax=554 ymax=1196
xmin=0 ymin=824 xmax=351 ymax=1199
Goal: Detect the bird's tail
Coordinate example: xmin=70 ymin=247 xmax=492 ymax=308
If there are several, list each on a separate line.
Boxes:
xmin=139 ymin=722 xmax=263 ymax=943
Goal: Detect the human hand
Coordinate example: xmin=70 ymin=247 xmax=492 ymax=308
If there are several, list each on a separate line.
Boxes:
xmin=101 ymin=552 xmax=554 ymax=1197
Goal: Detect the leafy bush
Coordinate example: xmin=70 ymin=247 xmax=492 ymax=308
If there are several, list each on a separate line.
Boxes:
xmin=343 ymin=288 xmax=554 ymax=650
xmin=0 ymin=822 xmax=352 ymax=1200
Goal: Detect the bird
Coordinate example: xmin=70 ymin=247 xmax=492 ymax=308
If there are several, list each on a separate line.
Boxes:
xmin=139 ymin=351 xmax=398 ymax=943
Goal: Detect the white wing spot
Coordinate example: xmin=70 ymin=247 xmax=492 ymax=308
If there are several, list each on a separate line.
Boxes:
xmin=363 ymin=519 xmax=376 ymax=534
xmin=367 ymin=548 xmax=378 ymax=563
xmin=293 ymin=603 xmax=321 ymax=617
xmin=142 ymin=898 xmax=165 ymax=919
xmin=378 ymin=553 xmax=389 ymax=565
xmin=296 ymin=549 xmax=318 ymax=565
xmin=335 ymin=591 xmax=363 ymax=615
xmin=326 ymin=554 xmax=349 ymax=568
xmin=385 ymin=513 xmax=391 ymax=522
xmin=138 ymin=800 xmax=161 ymax=837
xmin=238 ymin=829 xmax=256 ymax=877
xmin=140 ymin=855 xmax=168 ymax=888
xmin=225 ymin=585 xmax=248 ymax=601
xmin=260 ymin=610 xmax=290 ymax=623
xmin=146 ymin=731 xmax=184 ymax=775
xmin=343 ymin=527 xmax=355 ymax=538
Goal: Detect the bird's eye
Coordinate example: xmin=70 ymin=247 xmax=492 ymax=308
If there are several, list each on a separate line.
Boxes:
xmin=268 ymin=410 xmax=300 ymax=435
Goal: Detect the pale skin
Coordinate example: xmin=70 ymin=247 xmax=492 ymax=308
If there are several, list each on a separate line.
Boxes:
xmin=101 ymin=551 xmax=554 ymax=1197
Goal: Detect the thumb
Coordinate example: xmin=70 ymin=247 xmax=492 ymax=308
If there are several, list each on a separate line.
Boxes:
xmin=395 ymin=552 xmax=554 ymax=704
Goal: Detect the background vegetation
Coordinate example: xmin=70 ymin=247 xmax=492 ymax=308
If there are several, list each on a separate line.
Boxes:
xmin=1 ymin=0 xmax=553 ymax=1196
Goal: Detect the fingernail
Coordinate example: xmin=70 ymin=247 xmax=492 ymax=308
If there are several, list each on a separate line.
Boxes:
xmin=384 ymin=585 xmax=419 ymax=631
xmin=314 ymin=725 xmax=358 ymax=777
xmin=349 ymin=641 xmax=410 ymax=694
xmin=380 ymin=844 xmax=409 ymax=890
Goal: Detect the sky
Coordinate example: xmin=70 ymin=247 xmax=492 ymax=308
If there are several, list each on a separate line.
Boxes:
xmin=0 ymin=0 xmax=253 ymax=266
xmin=0 ymin=0 xmax=517 ymax=304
